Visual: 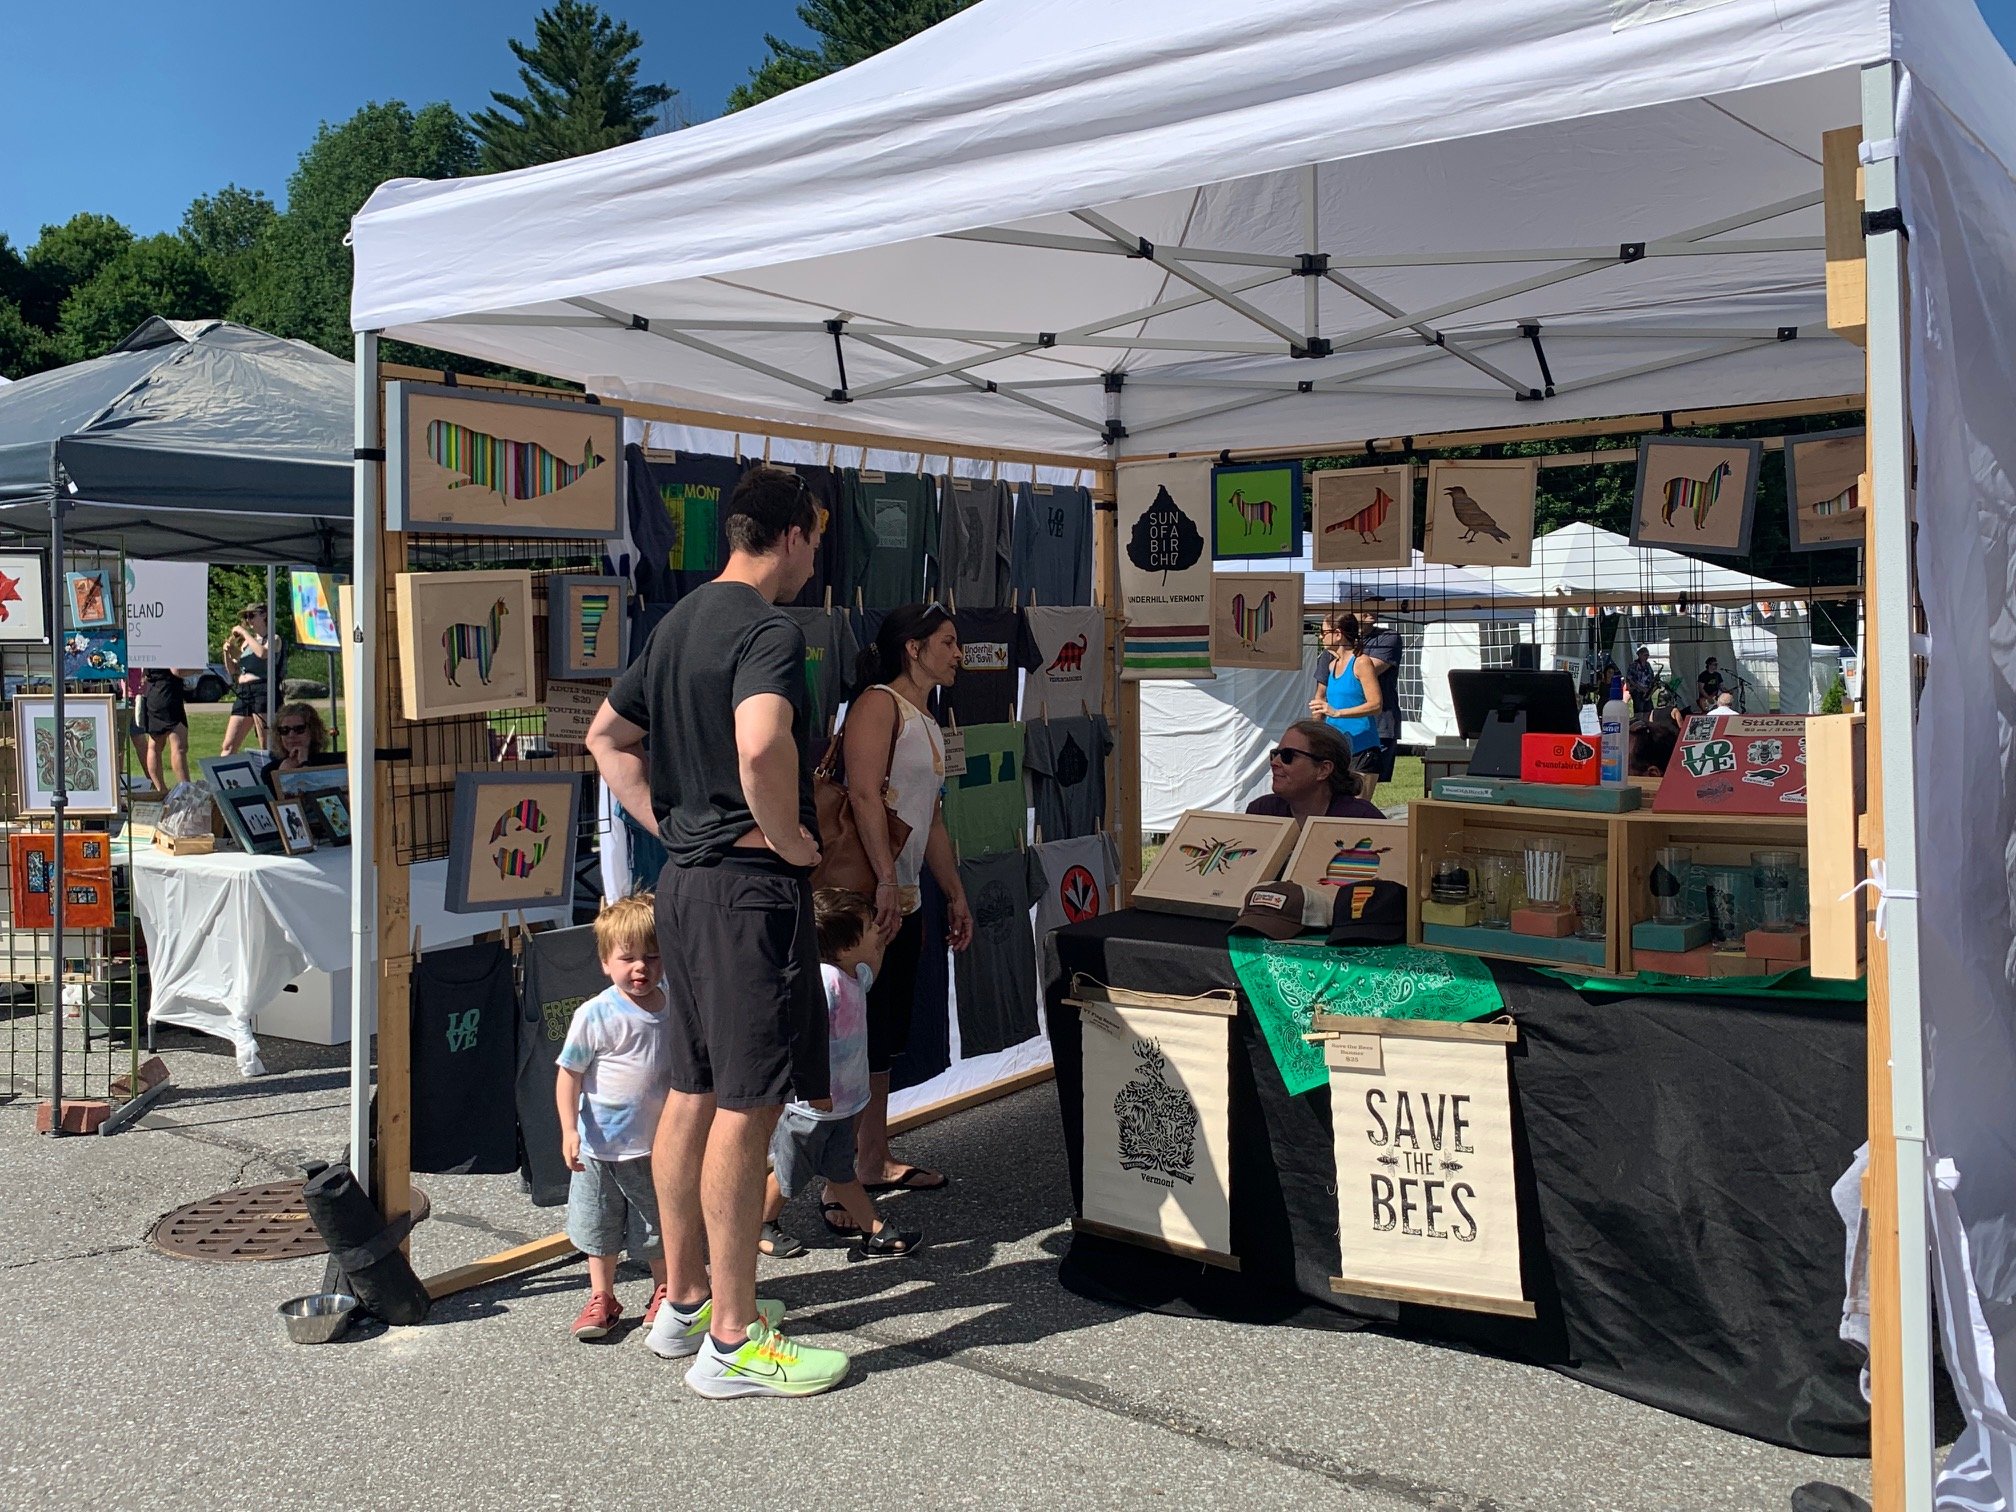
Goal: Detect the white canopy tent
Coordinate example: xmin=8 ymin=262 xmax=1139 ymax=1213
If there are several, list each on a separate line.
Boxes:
xmin=351 ymin=3 xmax=2016 ymax=1502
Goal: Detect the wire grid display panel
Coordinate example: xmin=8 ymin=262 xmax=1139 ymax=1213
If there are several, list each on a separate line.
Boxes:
xmin=0 ymin=541 xmax=140 ymax=1103
xmin=388 ymin=532 xmax=607 ymax=868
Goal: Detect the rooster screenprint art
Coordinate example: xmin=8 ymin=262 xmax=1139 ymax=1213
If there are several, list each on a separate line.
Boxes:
xmin=1209 ymin=571 xmax=1303 ymax=671
xmin=1424 ymin=458 xmax=1538 ymax=568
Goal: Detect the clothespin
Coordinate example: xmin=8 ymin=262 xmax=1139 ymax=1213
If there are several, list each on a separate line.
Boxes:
xmin=732 ymin=433 xmax=742 ymax=459
xmin=1017 ymin=828 xmax=1026 ymax=854
xmin=854 ymin=588 xmax=864 ymax=612
xmin=1028 ymin=590 xmax=1037 ymax=608
xmin=991 ymin=458 xmax=1000 ymax=481
xmin=947 ymin=708 xmax=960 ymax=732
xmin=825 ymin=443 xmax=835 ymax=466
xmin=1081 ymin=699 xmax=1091 ymax=719
xmin=410 ymin=924 xmax=423 ymax=964
xmin=1033 ymin=822 xmax=1045 ymax=845
xmin=824 ymin=585 xmax=833 ymax=610
xmin=763 ymin=435 xmax=773 ymax=463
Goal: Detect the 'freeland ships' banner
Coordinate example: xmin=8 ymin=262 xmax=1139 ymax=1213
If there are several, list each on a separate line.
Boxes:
xmin=1116 ymin=459 xmax=1214 ymax=680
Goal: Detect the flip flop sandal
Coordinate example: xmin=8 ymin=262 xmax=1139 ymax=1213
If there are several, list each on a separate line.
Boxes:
xmin=863 ymin=1165 xmax=949 ymax=1194
xmin=858 ymin=1226 xmax=923 ymax=1258
xmin=820 ymin=1201 xmax=863 ymax=1238
xmin=759 ymin=1221 xmax=807 ymax=1258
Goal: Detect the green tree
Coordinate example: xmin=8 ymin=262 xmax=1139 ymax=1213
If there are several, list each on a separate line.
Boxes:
xmin=729 ymin=0 xmax=975 ymax=110
xmin=471 ymin=0 xmax=673 ymax=171
xmin=237 ymin=101 xmax=476 ymax=356
xmin=55 ymin=235 xmax=225 ymax=362
xmin=22 ymin=213 xmax=135 ymax=328
xmin=0 ymin=299 xmax=55 ymax=379
xmin=180 ymin=185 xmax=279 ymax=312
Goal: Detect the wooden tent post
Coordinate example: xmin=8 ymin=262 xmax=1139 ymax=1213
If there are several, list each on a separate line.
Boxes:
xmin=1092 ymin=460 xmax=1138 ymax=894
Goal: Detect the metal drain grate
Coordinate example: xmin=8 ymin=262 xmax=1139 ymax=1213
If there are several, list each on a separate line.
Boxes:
xmin=150 ymin=1180 xmax=430 ymax=1262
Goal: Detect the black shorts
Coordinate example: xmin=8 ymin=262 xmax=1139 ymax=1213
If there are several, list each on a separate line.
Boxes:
xmin=865 ymin=907 xmax=925 ymax=1075
xmin=138 ymin=681 xmax=187 ymax=736
xmin=1350 ymin=737 xmax=1398 ymax=783
xmin=231 ymin=686 xmax=274 ymax=718
xmin=655 ymin=855 xmax=827 ymax=1111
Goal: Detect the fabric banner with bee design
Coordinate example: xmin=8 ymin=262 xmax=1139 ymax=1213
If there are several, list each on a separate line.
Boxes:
xmin=1116 ymin=459 xmax=1215 ymax=680
xmin=1076 ymin=989 xmax=1235 ymax=1263
xmin=1325 ymin=1019 xmax=1533 ymax=1317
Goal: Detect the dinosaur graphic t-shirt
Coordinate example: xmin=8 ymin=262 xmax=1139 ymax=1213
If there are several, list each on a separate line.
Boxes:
xmin=1019 ymin=605 xmax=1104 ymax=720
xmin=953 ymin=850 xmax=1040 ymax=1058
xmin=939 ymin=476 xmax=1013 ymax=610
xmin=1011 ymin=482 xmax=1093 ymax=607
xmin=1025 ymin=714 xmax=1113 ymax=842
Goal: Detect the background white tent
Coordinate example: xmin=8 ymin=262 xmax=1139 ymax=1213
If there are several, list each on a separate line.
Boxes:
xmin=351 ymin=2 xmax=2016 ymax=1500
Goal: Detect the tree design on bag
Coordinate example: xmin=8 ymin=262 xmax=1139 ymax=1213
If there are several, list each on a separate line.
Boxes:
xmin=1113 ymin=1037 xmax=1199 ymax=1184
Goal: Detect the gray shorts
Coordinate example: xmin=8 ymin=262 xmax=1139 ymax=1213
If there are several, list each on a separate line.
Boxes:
xmin=769 ymin=1106 xmax=859 ymax=1199
xmin=565 ymin=1155 xmax=662 ymax=1260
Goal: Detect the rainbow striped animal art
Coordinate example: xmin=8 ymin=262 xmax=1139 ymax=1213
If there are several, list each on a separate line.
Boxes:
xmin=1810 ymin=481 xmax=1860 ymax=518
xmin=1180 ymin=837 xmax=1261 ymax=877
xmin=1332 ymin=486 xmax=1394 ymax=545
xmin=426 ymin=420 xmax=604 ymax=505
xmin=489 ymin=797 xmax=551 ymax=880
xmin=575 ymin=591 xmax=613 ymax=662
xmin=1228 ymin=590 xmax=1277 ymax=646
xmin=1659 ymin=461 xmax=1733 ymax=531
xmin=442 ymin=598 xmax=511 ymax=688
xmin=1320 ymin=837 xmax=1391 ymax=887
xmin=1226 ymin=489 xmax=1277 ymax=535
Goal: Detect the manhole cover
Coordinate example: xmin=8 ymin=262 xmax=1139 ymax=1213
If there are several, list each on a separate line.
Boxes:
xmin=150 ymin=1180 xmax=431 ymax=1262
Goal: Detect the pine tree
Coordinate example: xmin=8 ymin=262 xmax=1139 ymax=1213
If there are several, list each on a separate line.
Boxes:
xmin=729 ymin=0 xmax=976 ymax=111
xmin=471 ymin=0 xmax=673 ymax=171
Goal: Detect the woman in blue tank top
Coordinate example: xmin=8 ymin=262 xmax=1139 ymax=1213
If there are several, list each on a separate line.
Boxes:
xmin=1310 ymin=610 xmax=1384 ymax=755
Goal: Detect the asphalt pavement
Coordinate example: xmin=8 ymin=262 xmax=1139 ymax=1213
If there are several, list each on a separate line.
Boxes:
xmin=0 ymin=1025 xmax=1876 ymax=1511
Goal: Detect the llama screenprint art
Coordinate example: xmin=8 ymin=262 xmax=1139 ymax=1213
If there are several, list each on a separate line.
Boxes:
xmin=394 ymin=570 xmax=539 ymax=720
xmin=387 ymin=383 xmax=623 ymax=538
xmin=1210 ymin=461 xmax=1300 ymax=560
xmin=446 ymin=770 xmax=581 ymax=912
xmin=1783 ymin=427 xmax=1866 ymax=553
xmin=1209 ymin=571 xmax=1303 ymax=672
xmin=1630 ymin=436 xmax=1762 ymax=557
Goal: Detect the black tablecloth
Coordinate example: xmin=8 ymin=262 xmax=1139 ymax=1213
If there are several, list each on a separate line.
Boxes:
xmin=1044 ymin=909 xmax=1869 ymax=1455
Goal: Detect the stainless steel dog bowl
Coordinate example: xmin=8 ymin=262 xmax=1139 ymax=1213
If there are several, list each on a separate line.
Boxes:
xmin=278 ymin=1292 xmax=358 ymax=1344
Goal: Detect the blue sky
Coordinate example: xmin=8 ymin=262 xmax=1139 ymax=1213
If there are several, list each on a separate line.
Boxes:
xmin=2 ymin=0 xmax=2013 ymax=252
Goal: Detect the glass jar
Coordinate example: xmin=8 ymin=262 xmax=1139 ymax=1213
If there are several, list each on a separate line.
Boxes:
xmin=1752 ymin=850 xmax=1801 ymax=932
xmin=1430 ymin=852 xmax=1473 ymax=904
xmin=1650 ymin=845 xmax=1692 ymax=925
xmin=1570 ymin=860 xmax=1606 ymax=941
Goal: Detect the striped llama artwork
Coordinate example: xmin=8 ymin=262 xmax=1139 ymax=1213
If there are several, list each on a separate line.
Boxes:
xmin=575 ymin=590 xmax=613 ymax=663
xmin=425 ymin=420 xmax=605 ymax=504
xmin=1331 ymin=486 xmax=1394 ymax=544
xmin=489 ymin=798 xmax=551 ymax=880
xmin=1229 ymin=590 xmax=1277 ymax=646
xmin=441 ymin=598 xmax=511 ymax=687
xmin=1658 ymin=461 xmax=1733 ymax=531
xmin=1226 ymin=489 xmax=1277 ymax=534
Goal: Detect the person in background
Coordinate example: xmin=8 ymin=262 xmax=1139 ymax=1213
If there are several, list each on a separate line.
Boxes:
xmin=1309 ymin=611 xmax=1385 ymax=768
xmin=1248 ymin=721 xmax=1385 ymax=821
xmin=1625 ymin=647 xmax=1658 ymax=717
xmin=1629 ymin=720 xmax=1679 ymax=778
xmin=220 ymin=603 xmax=285 ymax=755
xmin=1350 ymin=607 xmax=1403 ymax=787
xmin=1709 ymin=691 xmax=1739 ymax=720
xmin=137 ymin=667 xmax=197 ymax=792
xmin=270 ymin=701 xmax=340 ymax=771
xmin=1695 ymin=656 xmax=1725 ymax=713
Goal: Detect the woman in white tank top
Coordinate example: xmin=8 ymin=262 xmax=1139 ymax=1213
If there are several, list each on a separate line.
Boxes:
xmin=829 ymin=603 xmax=972 ymax=1216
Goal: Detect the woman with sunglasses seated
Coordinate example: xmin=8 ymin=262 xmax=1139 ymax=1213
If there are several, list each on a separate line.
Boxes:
xmin=270 ymin=701 xmax=342 ymax=772
xmin=1247 ymin=721 xmax=1385 ymax=820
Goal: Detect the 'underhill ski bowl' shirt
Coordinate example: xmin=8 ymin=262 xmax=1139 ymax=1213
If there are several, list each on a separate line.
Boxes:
xmin=557 ymin=984 xmax=673 ymax=1162
xmin=789 ymin=962 xmax=871 ymax=1123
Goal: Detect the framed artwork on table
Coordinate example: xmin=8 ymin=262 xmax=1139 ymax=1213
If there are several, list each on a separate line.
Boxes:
xmin=393 ymin=569 xmax=539 ymax=721
xmin=445 ymin=770 xmax=581 ymax=914
xmin=1630 ymin=436 xmax=1763 ymax=557
xmin=1310 ymin=466 xmax=1414 ymax=570
xmin=226 ymin=793 xmax=286 ymax=856
xmin=13 ymin=694 xmax=117 ymax=816
xmin=0 ymin=550 xmax=51 ymax=644
xmin=1423 ymin=459 xmax=1538 ymax=568
xmin=386 ymin=382 xmax=623 ymax=538
xmin=546 ymin=574 xmax=629 ymax=680
xmin=1211 ymin=461 xmax=1302 ymax=560
xmin=1782 ymin=427 xmax=1867 ymax=553
xmin=61 ymin=628 xmax=129 ymax=682
xmin=199 ymin=753 xmax=267 ymax=800
xmin=273 ymin=799 xmax=317 ymax=855
xmin=65 ymin=569 xmax=115 ymax=629
xmin=9 ymin=831 xmax=116 ymax=930
xmin=1209 ymin=572 xmax=1304 ymax=672
xmin=1280 ymin=815 xmax=1412 ymax=927
xmin=1132 ymin=809 xmax=1298 ymax=919
xmin=272 ymin=765 xmax=349 ymax=803
xmin=311 ymin=791 xmax=352 ymax=846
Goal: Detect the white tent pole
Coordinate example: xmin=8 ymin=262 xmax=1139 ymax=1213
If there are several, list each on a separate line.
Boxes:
xmin=1303 ymin=163 xmax=1321 ymax=342
xmin=1074 ymin=209 xmax=1310 ymax=348
xmin=1861 ymin=59 xmax=1935 ymax=1512
xmin=348 ymin=332 xmax=381 ymax=1192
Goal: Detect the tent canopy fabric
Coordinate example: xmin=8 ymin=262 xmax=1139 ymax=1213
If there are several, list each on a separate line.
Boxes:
xmin=0 ymin=318 xmax=353 ymax=564
xmin=355 ymin=0 xmax=2001 ymax=460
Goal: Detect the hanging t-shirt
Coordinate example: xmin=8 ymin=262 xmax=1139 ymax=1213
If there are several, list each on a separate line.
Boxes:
xmin=409 ymin=940 xmax=519 ymax=1176
xmin=939 ymin=476 xmax=1014 ymax=610
xmin=1019 ymin=605 xmax=1105 ymax=721
xmin=783 ymin=463 xmax=845 ymax=609
xmin=557 ymin=983 xmax=674 ymax=1162
xmin=1025 ymin=714 xmax=1113 ymax=842
xmin=516 ymin=923 xmax=605 ymax=1207
xmin=643 ymin=452 xmax=745 ymax=603
xmin=1028 ymin=832 xmax=1121 ymax=939
xmin=842 ymin=468 xmax=936 ymax=608
xmin=1011 ymin=481 xmax=1093 ymax=607
xmin=953 ymin=851 xmax=1041 ymax=1058
xmin=942 ymin=720 xmax=1026 ymax=860
xmin=937 ymin=607 xmax=1021 ymax=727
xmin=779 ymin=605 xmax=860 ymax=743
xmin=624 ymin=444 xmax=679 ymax=612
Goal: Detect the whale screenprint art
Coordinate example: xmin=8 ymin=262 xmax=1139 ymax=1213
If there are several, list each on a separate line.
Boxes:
xmin=387 ymin=382 xmax=623 ymax=538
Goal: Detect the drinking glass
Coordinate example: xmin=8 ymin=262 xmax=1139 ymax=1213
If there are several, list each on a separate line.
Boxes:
xmin=1523 ymin=837 xmax=1567 ymax=910
xmin=1703 ymin=867 xmax=1745 ymax=947
xmin=1476 ymin=854 xmax=1514 ymax=928
xmin=1431 ymin=852 xmax=1473 ymax=903
xmin=1570 ymin=859 xmax=1606 ymax=941
xmin=1752 ymin=850 xmax=1801 ymax=932
xmin=1650 ymin=846 xmax=1692 ymax=925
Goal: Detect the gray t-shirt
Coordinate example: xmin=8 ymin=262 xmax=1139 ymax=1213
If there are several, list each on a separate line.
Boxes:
xmin=1019 ymin=605 xmax=1104 ymax=721
xmin=953 ymin=850 xmax=1040 ymax=1058
xmin=1028 ymin=833 xmax=1120 ymax=939
xmin=779 ymin=605 xmax=860 ymax=742
xmin=1024 ymin=714 xmax=1113 ymax=843
xmin=1011 ymin=482 xmax=1093 ymax=606
xmin=939 ymin=476 xmax=1014 ymax=610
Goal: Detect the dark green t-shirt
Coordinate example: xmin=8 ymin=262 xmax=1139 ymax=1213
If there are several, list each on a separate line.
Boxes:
xmin=842 ymin=468 xmax=936 ymax=608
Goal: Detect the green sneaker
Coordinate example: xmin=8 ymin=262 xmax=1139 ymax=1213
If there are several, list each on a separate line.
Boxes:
xmin=643 ymin=1296 xmax=784 ymax=1360
xmin=684 ymin=1319 xmax=850 ymax=1399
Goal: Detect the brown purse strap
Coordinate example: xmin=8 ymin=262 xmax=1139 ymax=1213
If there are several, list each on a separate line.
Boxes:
xmin=822 ymin=685 xmax=907 ymax=794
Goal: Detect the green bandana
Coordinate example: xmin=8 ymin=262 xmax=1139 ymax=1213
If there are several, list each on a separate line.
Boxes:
xmin=1226 ymin=935 xmax=1505 ymax=1096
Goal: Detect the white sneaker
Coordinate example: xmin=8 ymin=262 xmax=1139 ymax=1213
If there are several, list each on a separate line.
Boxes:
xmin=684 ymin=1319 xmax=851 ymax=1399
xmin=644 ymin=1295 xmax=785 ymax=1359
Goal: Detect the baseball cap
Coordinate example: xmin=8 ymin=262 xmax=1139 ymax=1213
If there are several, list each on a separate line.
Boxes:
xmin=1326 ymin=879 xmax=1408 ymax=946
xmin=1232 ymin=881 xmax=1309 ymax=940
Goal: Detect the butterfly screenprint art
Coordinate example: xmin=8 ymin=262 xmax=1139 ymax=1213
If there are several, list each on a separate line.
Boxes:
xmin=1133 ymin=810 xmax=1297 ymax=920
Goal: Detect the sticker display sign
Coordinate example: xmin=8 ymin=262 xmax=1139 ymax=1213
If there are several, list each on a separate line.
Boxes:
xmin=1653 ymin=713 xmax=1808 ymax=814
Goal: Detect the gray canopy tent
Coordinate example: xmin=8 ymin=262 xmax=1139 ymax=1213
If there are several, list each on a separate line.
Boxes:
xmin=0 ymin=318 xmax=353 ymax=566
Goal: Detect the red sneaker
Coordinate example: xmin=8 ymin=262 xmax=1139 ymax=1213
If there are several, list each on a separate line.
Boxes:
xmin=642 ymin=1284 xmax=669 ymax=1327
xmin=571 ymin=1292 xmax=622 ymax=1340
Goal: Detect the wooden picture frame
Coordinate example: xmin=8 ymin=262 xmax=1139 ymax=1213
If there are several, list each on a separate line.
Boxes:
xmin=0 ymin=549 xmax=51 ymax=644
xmin=61 ymin=628 xmax=128 ymax=682
xmin=1133 ymin=810 xmax=1298 ymax=919
xmin=546 ymin=574 xmax=629 ymax=681
xmin=9 ymin=831 xmax=116 ymax=930
xmin=273 ymin=799 xmax=317 ymax=855
xmin=227 ymin=793 xmax=286 ymax=856
xmin=64 ymin=569 xmax=116 ymax=629
xmin=199 ymin=753 xmax=267 ymax=800
xmin=13 ymin=694 xmax=117 ymax=816
xmin=312 ymin=791 xmax=353 ymax=846
xmin=386 ymin=381 xmax=623 ymax=538
xmin=1783 ymin=427 xmax=1867 ymax=553
xmin=272 ymin=765 xmax=350 ymax=803
xmin=1280 ymin=815 xmax=1412 ymax=927
xmin=1210 ymin=571 xmax=1304 ymax=671
xmin=394 ymin=569 xmax=539 ymax=721
xmin=1423 ymin=459 xmax=1537 ymax=567
xmin=1311 ymin=465 xmax=1414 ymax=570
xmin=445 ymin=770 xmax=581 ymax=914
xmin=1210 ymin=460 xmax=1301 ymax=561
xmin=1630 ymin=435 xmax=1764 ymax=557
